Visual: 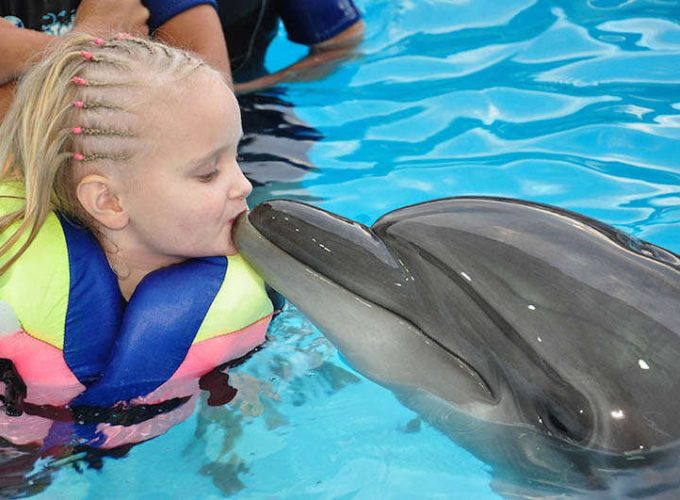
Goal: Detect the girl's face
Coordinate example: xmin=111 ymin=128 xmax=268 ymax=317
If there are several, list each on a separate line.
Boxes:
xmin=119 ymin=70 xmax=252 ymax=262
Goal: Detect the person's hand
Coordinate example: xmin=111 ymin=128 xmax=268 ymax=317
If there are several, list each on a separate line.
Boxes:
xmin=73 ymin=0 xmax=150 ymax=36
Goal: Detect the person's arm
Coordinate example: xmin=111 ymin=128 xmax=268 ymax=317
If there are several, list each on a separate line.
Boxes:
xmin=73 ymin=0 xmax=150 ymax=36
xmin=233 ymin=18 xmax=364 ymax=95
xmin=0 ymin=18 xmax=53 ymax=84
xmin=0 ymin=0 xmax=149 ymax=121
xmin=153 ymin=4 xmax=232 ymax=85
xmin=0 ymin=19 xmax=54 ymax=120
xmin=0 ymin=0 xmax=149 ymax=84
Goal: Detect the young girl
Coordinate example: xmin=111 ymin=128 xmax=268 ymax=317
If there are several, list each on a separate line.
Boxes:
xmin=0 ymin=33 xmax=274 ymax=423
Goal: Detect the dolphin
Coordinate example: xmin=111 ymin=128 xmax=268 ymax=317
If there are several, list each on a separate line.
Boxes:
xmin=234 ymin=197 xmax=680 ymax=494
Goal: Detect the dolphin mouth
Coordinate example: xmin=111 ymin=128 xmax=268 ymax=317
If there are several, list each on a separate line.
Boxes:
xmin=234 ymin=211 xmax=250 ymax=251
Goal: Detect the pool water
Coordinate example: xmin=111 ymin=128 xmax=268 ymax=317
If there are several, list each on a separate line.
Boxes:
xmin=31 ymin=0 xmax=680 ymax=498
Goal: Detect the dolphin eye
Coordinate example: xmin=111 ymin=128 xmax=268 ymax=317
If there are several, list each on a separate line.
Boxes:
xmin=544 ymin=405 xmax=592 ymax=445
xmin=536 ymin=391 xmax=593 ymax=445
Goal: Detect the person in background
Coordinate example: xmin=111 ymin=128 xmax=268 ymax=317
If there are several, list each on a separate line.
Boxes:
xmin=210 ymin=0 xmax=364 ymax=93
xmin=0 ymin=0 xmax=364 ymax=118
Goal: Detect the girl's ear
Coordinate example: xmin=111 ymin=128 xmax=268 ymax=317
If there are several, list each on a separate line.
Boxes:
xmin=76 ymin=174 xmax=129 ymax=230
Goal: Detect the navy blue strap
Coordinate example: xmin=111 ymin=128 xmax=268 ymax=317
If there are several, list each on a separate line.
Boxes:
xmin=73 ymin=257 xmax=227 ymax=408
xmin=277 ymin=0 xmax=361 ymax=45
xmin=142 ymin=0 xmax=217 ymax=32
xmin=58 ymin=215 xmax=124 ymax=386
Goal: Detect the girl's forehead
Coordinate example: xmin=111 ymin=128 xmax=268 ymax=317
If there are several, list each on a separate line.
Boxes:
xmin=135 ymin=75 xmax=241 ymax=166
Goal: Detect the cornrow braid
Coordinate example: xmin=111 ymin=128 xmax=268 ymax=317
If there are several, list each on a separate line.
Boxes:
xmin=71 ymin=75 xmax=137 ymax=88
xmin=118 ymin=37 xmax=156 ymax=54
xmin=72 ymin=127 xmax=136 ymax=138
xmin=73 ymin=101 xmax=123 ymax=111
xmin=159 ymin=45 xmax=172 ymax=58
xmin=75 ymin=152 xmax=131 ymax=163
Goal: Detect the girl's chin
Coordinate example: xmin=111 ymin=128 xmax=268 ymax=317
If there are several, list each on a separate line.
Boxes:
xmin=222 ymin=239 xmax=239 ymax=256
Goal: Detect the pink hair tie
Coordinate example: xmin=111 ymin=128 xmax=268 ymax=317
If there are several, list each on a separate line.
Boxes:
xmin=73 ymin=153 xmax=85 ymax=161
xmin=72 ymin=76 xmax=87 ymax=86
xmin=73 ymin=100 xmax=85 ymax=109
xmin=80 ymin=50 xmax=94 ymax=61
xmin=94 ymin=38 xmax=104 ymax=46
xmin=114 ymin=32 xmax=134 ymax=41
xmin=72 ymin=127 xmax=83 ymax=135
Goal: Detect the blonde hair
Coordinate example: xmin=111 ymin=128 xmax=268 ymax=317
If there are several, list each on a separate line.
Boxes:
xmin=0 ymin=33 xmax=219 ymax=274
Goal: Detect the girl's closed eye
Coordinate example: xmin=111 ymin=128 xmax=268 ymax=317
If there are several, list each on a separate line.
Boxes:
xmin=196 ymin=169 xmax=219 ymax=183
xmin=195 ymin=155 xmax=220 ymax=182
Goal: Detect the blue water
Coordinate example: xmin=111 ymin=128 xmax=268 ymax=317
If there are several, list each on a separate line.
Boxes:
xmin=36 ymin=0 xmax=679 ymax=498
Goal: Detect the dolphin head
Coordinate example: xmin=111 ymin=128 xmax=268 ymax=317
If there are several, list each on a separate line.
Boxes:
xmin=234 ymin=198 xmax=680 ymax=457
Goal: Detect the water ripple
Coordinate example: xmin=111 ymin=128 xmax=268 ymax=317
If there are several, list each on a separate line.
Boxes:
xmin=514 ymin=7 xmax=617 ymax=63
xmin=353 ymin=44 xmax=522 ymax=85
xmin=537 ymin=52 xmax=680 ymax=86
xmin=363 ymin=88 xmax=618 ymax=142
xmin=597 ymin=18 xmax=680 ymax=50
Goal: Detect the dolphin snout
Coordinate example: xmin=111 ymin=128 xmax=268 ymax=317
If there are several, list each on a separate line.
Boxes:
xmin=243 ymin=200 xmax=327 ymax=260
xmin=245 ymin=200 xmax=358 ymax=256
xmin=233 ymin=202 xmax=306 ymax=254
xmin=242 ymin=200 xmax=402 ymax=287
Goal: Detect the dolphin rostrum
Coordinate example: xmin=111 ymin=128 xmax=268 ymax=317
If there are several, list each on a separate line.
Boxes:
xmin=234 ymin=197 xmax=680 ymax=495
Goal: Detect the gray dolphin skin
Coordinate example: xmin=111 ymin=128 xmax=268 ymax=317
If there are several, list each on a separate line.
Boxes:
xmin=234 ymin=197 xmax=680 ymax=495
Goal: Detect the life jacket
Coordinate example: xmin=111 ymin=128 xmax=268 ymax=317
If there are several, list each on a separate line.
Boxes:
xmin=0 ymin=182 xmax=273 ymax=445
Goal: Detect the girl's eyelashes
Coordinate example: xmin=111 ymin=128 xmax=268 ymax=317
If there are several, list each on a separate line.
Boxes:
xmin=194 ymin=155 xmax=221 ymax=182
xmin=194 ymin=153 xmax=239 ymax=182
xmin=196 ymin=170 xmax=219 ymax=183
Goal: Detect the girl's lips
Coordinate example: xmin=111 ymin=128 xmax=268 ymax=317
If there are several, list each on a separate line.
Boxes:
xmin=227 ymin=211 xmax=249 ymax=244
xmin=228 ymin=209 xmax=248 ymax=224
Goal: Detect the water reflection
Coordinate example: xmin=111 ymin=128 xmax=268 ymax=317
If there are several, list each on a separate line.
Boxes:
xmin=182 ymin=313 xmax=361 ymax=497
xmin=238 ymin=90 xmax=322 ymax=206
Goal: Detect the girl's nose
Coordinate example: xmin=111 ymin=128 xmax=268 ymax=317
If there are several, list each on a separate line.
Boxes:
xmin=228 ymin=167 xmax=253 ymax=200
